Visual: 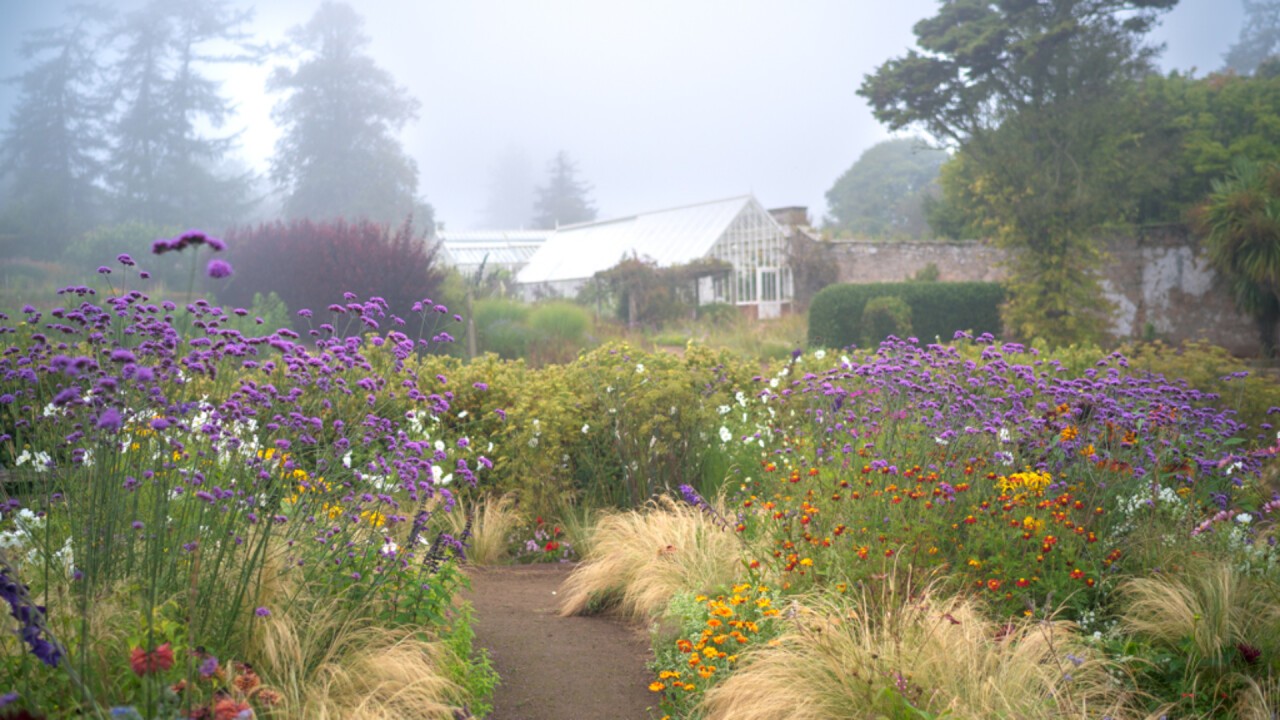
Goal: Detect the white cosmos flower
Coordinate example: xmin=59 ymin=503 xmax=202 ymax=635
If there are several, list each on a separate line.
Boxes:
xmin=636 ymin=363 xmax=645 ymax=374
xmin=582 ymin=424 xmax=590 ymax=434
xmin=719 ymin=426 xmax=733 ymax=443
xmin=814 ymin=349 xmax=826 ymax=360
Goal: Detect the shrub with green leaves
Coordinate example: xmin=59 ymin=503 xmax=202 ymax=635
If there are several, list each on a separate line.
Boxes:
xmin=860 ymin=295 xmax=913 ymax=345
xmin=808 ymin=281 xmax=1004 ymax=349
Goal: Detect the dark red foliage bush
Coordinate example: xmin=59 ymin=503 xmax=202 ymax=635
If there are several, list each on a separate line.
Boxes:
xmin=222 ymin=217 xmax=442 ymax=324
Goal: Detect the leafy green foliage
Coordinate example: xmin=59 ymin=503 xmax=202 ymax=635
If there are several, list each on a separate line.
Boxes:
xmin=824 ymin=138 xmax=947 ymax=239
xmin=528 ymin=301 xmax=592 ymax=364
xmin=594 ymin=256 xmax=732 ymax=328
xmin=808 ymin=282 xmax=1003 ymax=349
xmin=1192 ymin=158 xmax=1280 ymax=355
xmin=473 ymin=298 xmax=532 ymax=359
xmin=860 ymin=296 xmax=913 ymax=346
xmin=859 ymin=0 xmax=1177 ymax=345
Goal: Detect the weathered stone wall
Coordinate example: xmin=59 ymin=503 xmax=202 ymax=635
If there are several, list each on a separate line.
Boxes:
xmin=824 ymin=227 xmax=1260 ymax=355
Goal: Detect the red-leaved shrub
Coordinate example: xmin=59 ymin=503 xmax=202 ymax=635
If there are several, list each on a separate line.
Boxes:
xmin=222 ymin=217 xmax=442 ymax=324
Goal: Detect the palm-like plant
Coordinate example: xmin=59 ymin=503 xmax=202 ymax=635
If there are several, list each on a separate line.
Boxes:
xmin=1193 ymin=158 xmax=1280 ymax=357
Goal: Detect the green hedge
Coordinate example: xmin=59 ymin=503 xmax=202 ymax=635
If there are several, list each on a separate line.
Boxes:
xmin=808 ymin=281 xmax=1005 ymax=349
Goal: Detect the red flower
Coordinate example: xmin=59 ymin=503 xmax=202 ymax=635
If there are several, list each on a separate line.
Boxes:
xmin=130 ymin=643 xmax=175 ymax=676
xmin=544 ymin=541 xmax=560 ymax=552
xmin=987 ymin=579 xmax=1002 ymax=592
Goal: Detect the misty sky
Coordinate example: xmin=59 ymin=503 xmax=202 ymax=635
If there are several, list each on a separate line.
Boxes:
xmin=0 ymin=0 xmax=1248 ymax=230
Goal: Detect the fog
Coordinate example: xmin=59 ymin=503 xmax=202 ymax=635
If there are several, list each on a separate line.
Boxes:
xmin=0 ymin=0 xmax=1247 ymax=231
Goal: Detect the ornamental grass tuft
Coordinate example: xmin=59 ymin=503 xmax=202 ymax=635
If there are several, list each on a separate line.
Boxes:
xmin=698 ymin=576 xmax=1135 ymax=720
xmin=558 ymin=496 xmax=744 ymax=620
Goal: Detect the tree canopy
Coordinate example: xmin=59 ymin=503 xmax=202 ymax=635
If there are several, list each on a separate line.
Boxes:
xmin=860 ymin=0 xmax=1176 ymax=344
xmin=824 ymin=138 xmax=947 ymax=239
xmin=268 ymin=1 xmax=427 ymax=226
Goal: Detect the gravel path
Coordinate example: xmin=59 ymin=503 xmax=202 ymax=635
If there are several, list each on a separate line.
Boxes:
xmin=463 ymin=564 xmax=657 ymax=720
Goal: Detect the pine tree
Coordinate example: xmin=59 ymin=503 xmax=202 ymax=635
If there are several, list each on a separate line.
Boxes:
xmin=107 ymin=0 xmax=260 ymax=227
xmin=0 ymin=4 xmax=112 ymax=259
xmin=268 ymin=1 xmax=426 ymax=225
xmin=1225 ymin=1 xmax=1280 ymax=75
xmin=532 ymin=151 xmax=596 ymax=229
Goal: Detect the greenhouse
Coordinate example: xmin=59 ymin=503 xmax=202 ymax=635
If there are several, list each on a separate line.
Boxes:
xmin=516 ymin=194 xmax=794 ymax=318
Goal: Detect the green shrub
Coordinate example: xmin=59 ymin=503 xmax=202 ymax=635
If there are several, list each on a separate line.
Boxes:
xmin=860 ymin=295 xmax=913 ymax=345
xmin=808 ymin=281 xmax=1004 ymax=349
xmin=473 ymin=298 xmax=531 ymax=359
xmin=528 ymin=301 xmax=592 ymax=364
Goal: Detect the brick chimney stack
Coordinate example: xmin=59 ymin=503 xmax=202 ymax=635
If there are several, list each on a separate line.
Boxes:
xmin=769 ymin=206 xmax=810 ymax=228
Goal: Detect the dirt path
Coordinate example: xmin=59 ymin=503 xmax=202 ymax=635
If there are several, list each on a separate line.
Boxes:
xmin=462 ymin=564 xmax=657 ymax=720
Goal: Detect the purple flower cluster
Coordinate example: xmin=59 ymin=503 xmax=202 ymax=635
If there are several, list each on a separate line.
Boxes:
xmin=0 ymin=563 xmax=62 ymax=667
xmin=151 ymin=230 xmax=226 ymax=255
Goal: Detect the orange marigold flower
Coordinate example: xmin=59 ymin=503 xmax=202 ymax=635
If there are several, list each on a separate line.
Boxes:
xmin=649 ymin=681 xmax=666 ymax=692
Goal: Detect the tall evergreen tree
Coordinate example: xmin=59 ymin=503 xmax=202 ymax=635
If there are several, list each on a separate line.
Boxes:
xmin=268 ymin=1 xmax=426 ymax=225
xmin=107 ymin=0 xmax=260 ymax=228
xmin=532 ymin=151 xmax=596 ymax=229
xmin=0 ymin=4 xmax=112 ymax=259
xmin=1225 ymin=1 xmax=1280 ymax=76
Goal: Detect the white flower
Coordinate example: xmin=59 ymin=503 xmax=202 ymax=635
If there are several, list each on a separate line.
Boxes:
xmin=814 ymin=349 xmax=827 ymax=360
xmin=770 ymin=377 xmax=779 ymax=388
xmin=380 ymin=540 xmax=399 ymax=557
xmin=342 ymin=451 xmax=353 ymax=469
xmin=431 ymin=465 xmax=443 ymax=484
xmin=458 ymin=410 xmax=468 ymax=419
xmin=717 ymin=405 xmax=730 ymax=415
xmin=999 ymin=428 xmax=1011 ymax=443
xmin=434 ymin=440 xmax=445 ymax=453
xmin=582 ymin=424 xmax=590 ymax=434
xmin=1236 ymin=513 xmax=1253 ymax=525
xmin=719 ymin=426 xmax=733 ymax=443
xmin=636 ymin=363 xmax=645 ymax=374
xmin=736 ymin=391 xmax=747 ymax=407
xmin=1226 ymin=461 xmax=1244 ymax=475
xmin=934 ymin=436 xmax=948 ymax=446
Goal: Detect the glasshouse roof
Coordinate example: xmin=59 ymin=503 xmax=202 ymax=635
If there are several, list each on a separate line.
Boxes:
xmin=437 ymin=230 xmax=551 ymax=268
xmin=517 ymin=195 xmax=763 ymax=285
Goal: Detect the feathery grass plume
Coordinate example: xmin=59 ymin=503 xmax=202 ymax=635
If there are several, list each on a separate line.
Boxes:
xmin=558 ymin=495 xmax=743 ymax=620
xmin=551 ymin=499 xmax=598 ymax=559
xmin=450 ymin=494 xmax=520 ymax=566
xmin=1120 ymin=563 xmax=1279 ymax=667
xmin=250 ymin=597 xmax=463 ymax=719
xmin=1234 ymin=674 xmax=1280 ymax=720
xmin=699 ymin=575 xmax=1135 ymax=720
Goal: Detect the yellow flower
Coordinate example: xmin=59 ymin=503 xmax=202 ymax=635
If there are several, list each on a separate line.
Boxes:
xmin=649 ymin=682 xmax=665 ymax=692
xmin=1060 ymin=426 xmax=1078 ymax=442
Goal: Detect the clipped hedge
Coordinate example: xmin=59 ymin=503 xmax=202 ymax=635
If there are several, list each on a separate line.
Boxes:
xmin=808 ymin=281 xmax=1004 ymax=349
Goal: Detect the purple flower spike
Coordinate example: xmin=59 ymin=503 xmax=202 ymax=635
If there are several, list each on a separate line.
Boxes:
xmin=117 ymin=253 xmax=135 ymax=266
xmin=255 ymin=607 xmax=271 ymax=617
xmin=206 ymin=259 xmax=233 ymax=279
xmin=151 ymin=238 xmax=174 ymax=255
xmin=96 ymin=408 xmax=122 ymax=433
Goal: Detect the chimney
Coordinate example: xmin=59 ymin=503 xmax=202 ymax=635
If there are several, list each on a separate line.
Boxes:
xmin=769 ymin=206 xmax=809 ymax=228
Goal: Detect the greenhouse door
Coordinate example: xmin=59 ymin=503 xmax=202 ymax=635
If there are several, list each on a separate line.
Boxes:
xmin=758 ymin=268 xmax=781 ymax=319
